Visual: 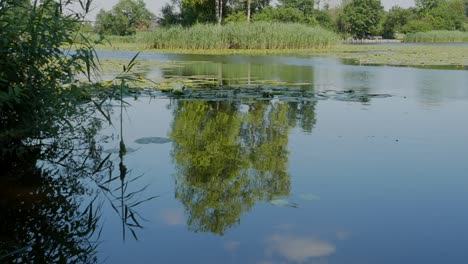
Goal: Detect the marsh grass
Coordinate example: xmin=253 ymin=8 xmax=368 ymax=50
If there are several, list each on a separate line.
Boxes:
xmin=404 ymin=31 xmax=468 ymax=43
xmin=96 ymin=22 xmax=339 ymax=50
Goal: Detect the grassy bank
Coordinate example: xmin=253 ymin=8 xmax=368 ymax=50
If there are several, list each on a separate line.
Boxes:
xmin=79 ymin=30 xmax=468 ymax=67
xmin=92 ymin=45 xmax=468 ymax=68
xmin=404 ymin=30 xmax=468 ymax=43
xmin=87 ymin=22 xmax=339 ymax=50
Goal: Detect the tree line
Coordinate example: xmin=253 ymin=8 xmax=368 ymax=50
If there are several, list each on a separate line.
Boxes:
xmin=94 ymin=0 xmax=468 ymax=38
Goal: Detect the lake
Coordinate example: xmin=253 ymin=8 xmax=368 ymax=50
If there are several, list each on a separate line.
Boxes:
xmin=2 ymin=51 xmax=468 ymax=264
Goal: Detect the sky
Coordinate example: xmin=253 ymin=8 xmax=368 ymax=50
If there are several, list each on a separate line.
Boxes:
xmin=86 ymin=0 xmax=416 ymax=20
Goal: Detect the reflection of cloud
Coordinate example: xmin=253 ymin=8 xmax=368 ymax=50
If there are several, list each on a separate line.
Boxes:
xmin=336 ymin=231 xmax=351 ymax=241
xmin=224 ymin=241 xmax=240 ymax=252
xmin=161 ymin=208 xmax=184 ymax=226
xmin=266 ymin=234 xmax=335 ymax=263
xmin=257 ymin=261 xmax=275 ymax=264
xmin=273 ymin=223 xmax=294 ymax=231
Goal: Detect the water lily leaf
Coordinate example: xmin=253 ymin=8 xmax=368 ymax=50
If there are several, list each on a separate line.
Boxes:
xmin=269 ymin=199 xmax=298 ymax=208
xmin=299 ymin=194 xmax=320 ymax=201
xmin=134 ymin=137 xmax=171 ymax=144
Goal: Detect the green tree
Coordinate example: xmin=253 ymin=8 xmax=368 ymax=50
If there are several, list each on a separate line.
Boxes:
xmin=224 ymin=0 xmax=271 ymax=21
xmin=253 ymin=6 xmax=317 ymax=24
xmin=95 ymin=0 xmax=155 ymax=35
xmin=178 ymin=0 xmax=218 ymax=25
xmin=279 ymin=0 xmax=315 ymax=14
xmin=416 ymin=0 xmax=445 ymax=14
xmin=433 ymin=0 xmax=466 ymax=30
xmin=340 ymin=0 xmax=384 ymax=38
xmin=406 ymin=0 xmax=466 ymax=31
xmin=382 ymin=6 xmax=416 ymax=37
xmin=159 ymin=2 xmax=181 ymax=26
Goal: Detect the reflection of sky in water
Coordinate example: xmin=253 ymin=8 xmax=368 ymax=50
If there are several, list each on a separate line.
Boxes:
xmin=94 ymin=52 xmax=468 ymax=264
xmin=97 ymin=50 xmax=468 ymax=106
xmin=265 ymin=234 xmax=336 ymax=263
xmin=161 ymin=208 xmax=185 ymax=226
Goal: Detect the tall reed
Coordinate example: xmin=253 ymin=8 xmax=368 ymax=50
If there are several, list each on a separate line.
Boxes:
xmin=139 ymin=22 xmax=339 ymax=50
xmin=404 ymin=31 xmax=468 ymax=43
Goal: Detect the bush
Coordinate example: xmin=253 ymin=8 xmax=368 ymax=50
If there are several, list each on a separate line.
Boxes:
xmin=225 ymin=11 xmax=248 ymax=23
xmin=0 ymin=0 xmax=98 ymax=154
xmin=402 ymin=18 xmax=435 ymax=33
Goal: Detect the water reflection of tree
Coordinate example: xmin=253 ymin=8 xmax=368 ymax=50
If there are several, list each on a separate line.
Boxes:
xmin=0 ymin=108 xmax=104 ymax=263
xmin=166 ymin=62 xmax=315 ymax=88
xmin=287 ymin=101 xmax=317 ymax=133
xmin=0 ymin=167 xmax=98 ymax=263
xmin=0 ymin=98 xmax=152 ymax=262
xmin=170 ymin=100 xmax=314 ymax=235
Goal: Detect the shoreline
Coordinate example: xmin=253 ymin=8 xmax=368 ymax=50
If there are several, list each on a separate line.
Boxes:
xmin=88 ymin=44 xmax=468 ymax=68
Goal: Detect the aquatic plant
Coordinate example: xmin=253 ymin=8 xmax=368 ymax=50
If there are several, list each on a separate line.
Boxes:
xmin=404 ymin=30 xmax=468 ymax=43
xmin=139 ymin=22 xmax=339 ymax=50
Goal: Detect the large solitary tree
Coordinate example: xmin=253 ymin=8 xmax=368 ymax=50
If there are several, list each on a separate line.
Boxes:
xmin=95 ymin=0 xmax=155 ymax=35
xmin=340 ymin=0 xmax=384 ymax=38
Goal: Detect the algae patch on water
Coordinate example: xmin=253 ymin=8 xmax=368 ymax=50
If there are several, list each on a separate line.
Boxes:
xmin=328 ymin=45 xmax=468 ymax=68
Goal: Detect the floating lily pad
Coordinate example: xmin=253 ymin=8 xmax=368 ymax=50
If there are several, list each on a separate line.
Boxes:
xmin=299 ymin=193 xmax=320 ymax=201
xmin=269 ymin=199 xmax=298 ymax=208
xmin=134 ymin=137 xmax=171 ymax=144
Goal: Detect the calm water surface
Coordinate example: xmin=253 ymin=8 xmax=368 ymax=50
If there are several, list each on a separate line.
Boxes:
xmin=4 ymin=51 xmax=468 ymax=263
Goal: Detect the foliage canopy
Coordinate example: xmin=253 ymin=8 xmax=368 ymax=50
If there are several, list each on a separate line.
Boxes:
xmin=340 ymin=0 xmax=385 ymax=38
xmin=95 ymin=0 xmax=155 ymax=35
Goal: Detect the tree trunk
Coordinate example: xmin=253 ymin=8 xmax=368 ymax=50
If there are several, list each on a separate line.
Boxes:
xmin=216 ymin=0 xmax=223 ymax=25
xmin=247 ymin=0 xmax=251 ymax=22
xmin=219 ymin=0 xmax=223 ymax=25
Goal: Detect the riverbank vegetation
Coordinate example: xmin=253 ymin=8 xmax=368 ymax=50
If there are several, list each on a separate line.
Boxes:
xmin=1 ymin=0 xmax=156 ymax=261
xmin=0 ymin=0 xmax=98 ymax=146
xmin=404 ymin=30 xmax=468 ymax=42
xmin=1 ymin=0 xmax=102 ymax=261
xmin=88 ymin=0 xmax=468 ymax=46
xmin=140 ymin=22 xmax=339 ymax=49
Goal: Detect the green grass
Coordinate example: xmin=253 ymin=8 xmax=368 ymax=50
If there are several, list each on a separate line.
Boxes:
xmin=78 ymin=32 xmax=468 ymax=67
xmin=404 ymin=30 xmax=468 ymax=43
xmin=92 ymin=22 xmax=339 ymax=50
